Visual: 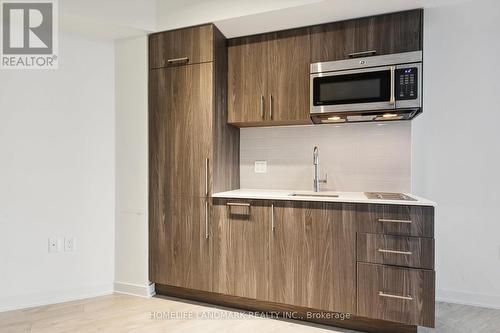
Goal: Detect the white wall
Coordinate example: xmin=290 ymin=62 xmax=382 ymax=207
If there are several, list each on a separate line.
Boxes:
xmin=413 ymin=0 xmax=500 ymax=308
xmin=114 ymin=36 xmax=151 ymax=297
xmin=0 ymin=32 xmax=115 ymax=311
xmin=240 ymin=122 xmax=411 ymax=192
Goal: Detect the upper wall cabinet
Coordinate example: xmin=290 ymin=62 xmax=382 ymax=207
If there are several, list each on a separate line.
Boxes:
xmin=310 ymin=9 xmax=423 ymax=63
xmin=149 ymin=25 xmax=214 ymax=69
xmin=228 ymin=29 xmax=312 ymax=127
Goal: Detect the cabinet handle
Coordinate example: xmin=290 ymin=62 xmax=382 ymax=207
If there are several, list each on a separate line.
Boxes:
xmin=205 ymin=200 xmax=209 ymax=239
xmin=271 ymin=204 xmax=275 ymax=232
xmin=205 ymin=158 xmax=209 ymax=196
xmin=226 ymin=202 xmax=251 ymax=207
xmin=167 ymin=57 xmax=189 ymax=64
xmin=348 ymin=50 xmax=377 ymax=58
xmin=378 ymin=218 xmax=412 ymax=224
xmin=378 ymin=291 xmax=413 ymax=301
xmin=269 ymin=95 xmax=273 ymax=120
xmin=260 ymin=95 xmax=264 ymax=119
xmin=389 ymin=66 xmax=396 ymax=105
xmin=378 ymin=249 xmax=412 ymax=255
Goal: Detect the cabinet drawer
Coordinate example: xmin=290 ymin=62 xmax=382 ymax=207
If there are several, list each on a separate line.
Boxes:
xmin=357 ymin=263 xmax=435 ymax=327
xmin=357 ymin=204 xmax=434 ymax=237
xmin=149 ymin=25 xmax=213 ymax=69
xmin=357 ymin=233 xmax=434 ymax=269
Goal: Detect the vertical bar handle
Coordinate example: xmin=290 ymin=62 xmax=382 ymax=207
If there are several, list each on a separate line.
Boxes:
xmin=205 ymin=200 xmax=209 ymax=239
xmin=269 ymin=95 xmax=273 ymax=120
xmin=260 ymin=95 xmax=264 ymax=119
xmin=389 ymin=66 xmax=396 ymax=105
xmin=205 ymin=158 xmax=209 ymax=196
xmin=271 ymin=204 xmax=275 ymax=232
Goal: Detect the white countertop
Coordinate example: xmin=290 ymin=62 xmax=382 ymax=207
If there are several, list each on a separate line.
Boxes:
xmin=212 ymin=189 xmax=435 ymax=206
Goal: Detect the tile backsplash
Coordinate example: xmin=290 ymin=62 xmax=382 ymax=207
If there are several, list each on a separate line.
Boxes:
xmin=240 ymin=122 xmax=411 ymax=192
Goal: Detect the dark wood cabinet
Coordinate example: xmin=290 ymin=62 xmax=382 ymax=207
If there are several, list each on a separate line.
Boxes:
xmin=310 ymin=19 xmax=356 ymax=63
xmin=161 ymin=196 xmax=213 ymax=291
xmin=267 ymin=29 xmax=311 ymax=124
xmin=149 ymin=25 xmax=239 ymax=292
xmin=357 ymin=204 xmax=434 ymax=238
xmin=149 ymin=63 xmax=212 ymax=198
xmin=356 ymin=203 xmax=435 ymax=329
xmin=212 ymin=199 xmax=271 ymax=300
xmin=227 ymin=35 xmax=268 ymax=124
xmin=357 ymin=263 xmax=435 ymax=327
xmin=311 ymin=9 xmax=422 ymax=63
xmin=269 ymin=201 xmax=357 ymax=313
xmin=357 ymin=233 xmax=434 ymax=270
xmin=149 ymin=24 xmax=213 ymax=69
xmin=228 ymin=30 xmax=311 ymax=126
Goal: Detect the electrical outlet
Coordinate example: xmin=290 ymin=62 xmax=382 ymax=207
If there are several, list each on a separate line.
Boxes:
xmin=64 ymin=237 xmax=76 ymax=252
xmin=48 ymin=238 xmax=60 ymax=253
xmin=254 ymin=161 xmax=267 ymax=174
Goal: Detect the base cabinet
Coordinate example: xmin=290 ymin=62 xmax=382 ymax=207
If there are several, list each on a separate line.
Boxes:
xmin=357 ymin=263 xmax=435 ymax=327
xmin=150 ymin=196 xmax=212 ymax=292
xmin=212 ymin=199 xmax=271 ymax=300
xmin=269 ymin=201 xmax=356 ymax=313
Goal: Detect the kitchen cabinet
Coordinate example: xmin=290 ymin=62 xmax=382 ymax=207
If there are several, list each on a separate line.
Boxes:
xmin=310 ymin=9 xmax=423 ymax=63
xmin=269 ymin=201 xmax=357 ymax=313
xmin=267 ymin=29 xmax=311 ymax=124
xmin=149 ymin=63 xmax=212 ymax=198
xmin=212 ymin=199 xmax=271 ymax=300
xmin=149 ymin=24 xmax=213 ymax=69
xmin=228 ymin=30 xmax=311 ymax=126
xmin=227 ymin=35 xmax=269 ymax=124
xmin=357 ymin=263 xmax=435 ymax=327
xmin=149 ymin=25 xmax=240 ymax=292
xmin=356 ymin=203 xmax=435 ymax=328
xmin=150 ymin=195 xmax=212 ymax=291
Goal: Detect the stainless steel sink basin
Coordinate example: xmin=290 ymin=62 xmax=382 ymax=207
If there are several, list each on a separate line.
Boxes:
xmin=289 ymin=192 xmax=339 ymax=198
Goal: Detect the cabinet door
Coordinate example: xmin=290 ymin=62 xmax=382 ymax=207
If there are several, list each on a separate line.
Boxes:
xmin=149 ymin=69 xmax=173 ymax=199
xmin=157 ymin=196 xmax=212 ymax=291
xmin=212 ymin=199 xmax=270 ymax=300
xmin=162 ymin=63 xmax=213 ymax=197
xmin=354 ymin=10 xmax=422 ymax=57
xmin=267 ymin=29 xmax=311 ymax=124
xmin=228 ymin=35 xmax=268 ymax=124
xmin=149 ymin=24 xmax=213 ymax=69
xmin=269 ymin=201 xmax=357 ymax=313
xmin=310 ymin=20 xmax=356 ymax=62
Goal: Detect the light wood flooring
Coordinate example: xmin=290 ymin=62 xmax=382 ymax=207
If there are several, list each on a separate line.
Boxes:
xmin=1 ymin=293 xmax=499 ymax=333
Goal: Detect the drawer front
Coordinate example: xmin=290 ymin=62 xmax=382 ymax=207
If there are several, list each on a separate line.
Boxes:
xmin=150 ymin=25 xmax=213 ymax=69
xmin=357 ymin=204 xmax=434 ymax=237
xmin=357 ymin=233 xmax=434 ymax=269
xmin=357 ymin=263 xmax=435 ymax=328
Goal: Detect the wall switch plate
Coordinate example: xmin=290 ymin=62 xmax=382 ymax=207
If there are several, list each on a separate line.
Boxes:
xmin=254 ymin=161 xmax=267 ymax=174
xmin=48 ymin=238 xmax=60 ymax=253
xmin=64 ymin=237 xmax=76 ymax=252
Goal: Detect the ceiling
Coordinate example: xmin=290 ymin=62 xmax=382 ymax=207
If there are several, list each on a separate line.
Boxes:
xmin=157 ymin=0 xmax=468 ymax=38
xmin=58 ymin=0 xmax=468 ymax=39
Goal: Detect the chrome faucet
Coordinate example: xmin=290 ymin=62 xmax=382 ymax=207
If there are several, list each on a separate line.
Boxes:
xmin=313 ymin=146 xmax=327 ymax=192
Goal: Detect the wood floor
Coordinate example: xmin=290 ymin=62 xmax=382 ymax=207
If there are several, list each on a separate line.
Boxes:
xmin=1 ymin=293 xmax=499 ymax=333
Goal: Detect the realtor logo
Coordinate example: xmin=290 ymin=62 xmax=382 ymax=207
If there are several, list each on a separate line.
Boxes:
xmin=1 ymin=0 xmax=58 ymax=69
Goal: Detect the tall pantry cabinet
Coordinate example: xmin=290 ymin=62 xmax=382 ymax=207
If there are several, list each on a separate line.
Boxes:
xmin=148 ymin=24 xmax=239 ymax=291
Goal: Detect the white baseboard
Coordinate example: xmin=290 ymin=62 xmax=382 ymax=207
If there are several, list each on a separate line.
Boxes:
xmin=437 ymin=289 xmax=500 ymax=310
xmin=114 ymin=281 xmax=155 ymax=298
xmin=0 ymin=283 xmax=114 ymax=313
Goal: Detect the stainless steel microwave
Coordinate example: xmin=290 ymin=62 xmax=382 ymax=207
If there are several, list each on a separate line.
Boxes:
xmin=310 ymin=51 xmax=422 ymax=123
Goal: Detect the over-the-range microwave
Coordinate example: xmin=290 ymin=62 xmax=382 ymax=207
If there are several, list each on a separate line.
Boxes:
xmin=310 ymin=51 xmax=422 ymax=123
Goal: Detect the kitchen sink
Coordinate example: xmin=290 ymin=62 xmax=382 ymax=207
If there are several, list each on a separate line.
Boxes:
xmin=289 ymin=192 xmax=340 ymax=198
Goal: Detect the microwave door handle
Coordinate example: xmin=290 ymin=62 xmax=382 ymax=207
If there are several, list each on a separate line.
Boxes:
xmin=389 ymin=66 xmax=396 ymax=105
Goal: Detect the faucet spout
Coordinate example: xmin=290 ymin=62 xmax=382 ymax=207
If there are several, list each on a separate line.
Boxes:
xmin=313 ymin=146 xmax=326 ymax=192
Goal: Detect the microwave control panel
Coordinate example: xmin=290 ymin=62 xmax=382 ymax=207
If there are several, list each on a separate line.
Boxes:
xmin=396 ymin=67 xmax=418 ymax=100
